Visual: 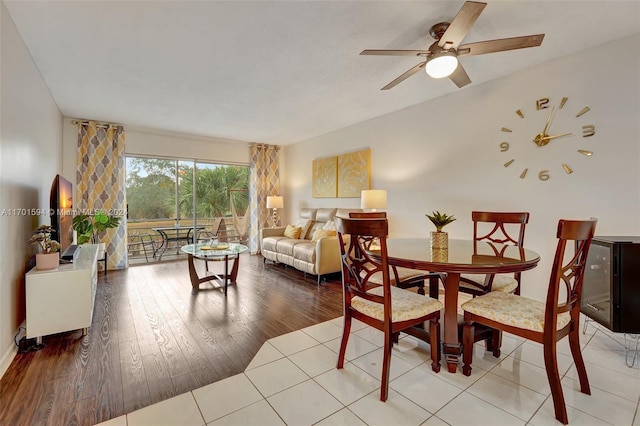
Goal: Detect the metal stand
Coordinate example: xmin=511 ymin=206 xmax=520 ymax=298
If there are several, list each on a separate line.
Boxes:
xmin=583 ymin=317 xmax=639 ymax=368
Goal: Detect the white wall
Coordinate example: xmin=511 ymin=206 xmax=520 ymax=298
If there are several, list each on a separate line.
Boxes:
xmin=61 ymin=122 xmax=251 ymax=182
xmin=283 ymin=33 xmax=640 ymax=301
xmin=0 ymin=2 xmax=63 ymax=375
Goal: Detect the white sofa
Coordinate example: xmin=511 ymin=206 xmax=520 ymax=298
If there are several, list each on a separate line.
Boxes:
xmin=260 ymin=207 xmax=361 ymax=284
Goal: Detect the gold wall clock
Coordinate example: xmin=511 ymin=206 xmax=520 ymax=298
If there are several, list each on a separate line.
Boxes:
xmin=499 ymin=96 xmax=596 ymax=181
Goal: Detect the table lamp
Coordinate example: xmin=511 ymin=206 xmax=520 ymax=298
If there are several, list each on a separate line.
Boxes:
xmin=360 ymin=189 xmax=387 ymax=212
xmin=266 ymin=195 xmax=284 ymax=227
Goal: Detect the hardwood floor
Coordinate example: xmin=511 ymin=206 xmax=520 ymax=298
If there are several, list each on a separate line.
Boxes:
xmin=0 ymin=254 xmax=344 ymax=426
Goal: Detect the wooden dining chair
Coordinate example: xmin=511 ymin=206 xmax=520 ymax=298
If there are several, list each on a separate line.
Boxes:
xmin=461 ymin=218 xmax=597 ymax=425
xmin=335 ymin=216 xmax=443 ymax=401
xmin=459 ymin=211 xmax=530 ymax=296
xmin=349 ymin=212 xmax=444 ymax=296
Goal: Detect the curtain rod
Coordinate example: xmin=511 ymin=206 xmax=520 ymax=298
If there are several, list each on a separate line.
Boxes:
xmin=71 ymin=119 xmax=123 ymax=129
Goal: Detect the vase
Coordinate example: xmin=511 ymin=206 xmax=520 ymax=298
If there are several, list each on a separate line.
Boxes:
xmin=97 ymin=242 xmax=106 ymax=260
xmin=430 ymin=231 xmax=448 ymax=250
xmin=36 ymin=252 xmax=59 ymax=271
xmin=430 ymin=247 xmax=449 ymax=263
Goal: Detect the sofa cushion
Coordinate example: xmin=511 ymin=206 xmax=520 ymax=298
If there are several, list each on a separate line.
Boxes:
xmin=284 ymin=225 xmax=302 ymax=239
xmin=276 ymin=238 xmax=307 ymax=256
xmin=323 ymin=220 xmax=336 ymax=231
xmin=262 ymin=236 xmax=287 ymax=252
xmin=299 ymin=208 xmax=317 ymax=221
xmin=294 ymin=218 xmax=313 ymax=239
xmin=316 ymin=208 xmax=337 ymax=223
xmin=311 ymin=229 xmax=336 ymax=243
xmin=293 ymin=242 xmax=316 ymax=264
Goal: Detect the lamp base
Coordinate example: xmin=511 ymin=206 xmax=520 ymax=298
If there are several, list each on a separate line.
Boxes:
xmin=272 ymin=208 xmax=278 ymax=228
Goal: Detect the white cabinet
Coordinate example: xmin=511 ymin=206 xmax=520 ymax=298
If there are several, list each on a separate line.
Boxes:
xmin=26 ymin=244 xmax=98 ymax=341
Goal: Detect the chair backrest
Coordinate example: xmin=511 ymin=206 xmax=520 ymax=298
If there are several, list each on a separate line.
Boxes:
xmin=545 ymin=219 xmax=597 ymax=334
xmin=335 ymin=216 xmax=391 ymax=306
xmin=349 ymin=211 xmax=387 ymax=219
xmin=472 ymin=211 xmax=529 ymax=247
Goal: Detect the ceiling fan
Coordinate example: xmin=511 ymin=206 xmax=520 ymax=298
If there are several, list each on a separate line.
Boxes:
xmin=361 ymin=1 xmax=545 ymax=90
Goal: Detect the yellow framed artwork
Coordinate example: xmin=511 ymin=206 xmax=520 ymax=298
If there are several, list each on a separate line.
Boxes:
xmin=312 ymin=156 xmax=338 ymax=198
xmin=338 ymin=149 xmax=371 ymax=198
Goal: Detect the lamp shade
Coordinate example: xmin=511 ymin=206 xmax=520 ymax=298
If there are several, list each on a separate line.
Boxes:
xmin=360 ymin=189 xmax=387 ymax=210
xmin=425 ymin=52 xmax=458 ymax=78
xmin=266 ymin=196 xmax=284 ymax=209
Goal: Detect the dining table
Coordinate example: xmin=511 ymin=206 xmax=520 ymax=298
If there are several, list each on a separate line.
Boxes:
xmin=369 ymin=238 xmax=540 ymax=373
xmin=152 ymin=225 xmax=204 ymax=260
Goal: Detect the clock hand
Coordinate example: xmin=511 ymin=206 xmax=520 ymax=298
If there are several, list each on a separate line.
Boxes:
xmin=533 ymin=106 xmax=557 ymax=146
xmin=540 ymin=132 xmax=573 ymax=141
xmin=542 ymin=106 xmax=556 ymax=136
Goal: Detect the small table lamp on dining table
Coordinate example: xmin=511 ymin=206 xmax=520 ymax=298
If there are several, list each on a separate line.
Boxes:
xmin=266 ymin=195 xmax=283 ymax=227
xmin=361 ymin=189 xmax=387 ymax=212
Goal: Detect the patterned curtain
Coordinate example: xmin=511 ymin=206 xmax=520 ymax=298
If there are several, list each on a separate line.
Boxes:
xmin=249 ymin=144 xmax=280 ymax=254
xmin=76 ymin=121 xmax=127 ymax=269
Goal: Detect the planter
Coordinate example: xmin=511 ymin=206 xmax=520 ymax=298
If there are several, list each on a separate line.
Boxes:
xmin=430 ymin=247 xmax=449 ymax=263
xmin=36 ymin=252 xmax=59 ymax=271
xmin=97 ymin=242 xmax=106 ymax=260
xmin=430 ymin=231 xmax=449 ymax=250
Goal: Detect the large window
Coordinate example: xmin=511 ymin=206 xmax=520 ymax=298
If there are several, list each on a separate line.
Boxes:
xmin=126 ymin=156 xmax=249 ymax=261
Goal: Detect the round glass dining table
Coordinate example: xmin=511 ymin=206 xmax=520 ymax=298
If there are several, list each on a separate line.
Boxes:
xmin=181 ymin=243 xmax=248 ymax=296
xmin=371 ymin=238 xmax=540 ymax=373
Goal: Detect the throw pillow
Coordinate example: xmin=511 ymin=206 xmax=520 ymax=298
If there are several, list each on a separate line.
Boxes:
xmin=295 ymin=218 xmax=313 ymax=239
xmin=322 ymin=220 xmax=336 ymax=231
xmin=284 ymin=224 xmax=302 ymax=239
xmin=311 ymin=229 xmax=337 ymax=243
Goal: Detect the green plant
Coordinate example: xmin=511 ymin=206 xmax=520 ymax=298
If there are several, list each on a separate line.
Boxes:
xmin=28 ymin=225 xmax=61 ymax=253
xmin=426 ymin=211 xmax=456 ymax=232
xmin=72 ymin=210 xmax=121 ymax=244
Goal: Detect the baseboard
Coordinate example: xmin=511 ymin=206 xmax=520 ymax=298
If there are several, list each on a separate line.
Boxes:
xmin=0 ymin=342 xmax=18 ymax=380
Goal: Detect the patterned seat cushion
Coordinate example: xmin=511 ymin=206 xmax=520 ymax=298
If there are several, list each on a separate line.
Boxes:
xmin=351 ymin=286 xmax=442 ymax=322
xmin=366 ymin=267 xmax=428 ymax=286
xmin=459 ymin=273 xmax=518 ymax=293
xmin=461 ymin=291 xmax=571 ymax=333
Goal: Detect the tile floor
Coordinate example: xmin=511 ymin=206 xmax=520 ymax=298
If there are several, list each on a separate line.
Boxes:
xmin=97 ymin=317 xmax=640 ymax=426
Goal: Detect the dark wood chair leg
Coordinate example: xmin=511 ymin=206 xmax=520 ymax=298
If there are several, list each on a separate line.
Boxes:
xmin=337 ymin=315 xmax=351 ymax=369
xmin=569 ymin=323 xmax=591 ymax=395
xmin=544 ymin=342 xmax=568 ymax=425
xmin=380 ymin=329 xmax=392 ymax=401
xmin=462 ymin=320 xmax=474 ymax=376
xmin=430 ymin=316 xmax=441 ymax=372
xmin=490 ymin=329 xmax=501 ymax=357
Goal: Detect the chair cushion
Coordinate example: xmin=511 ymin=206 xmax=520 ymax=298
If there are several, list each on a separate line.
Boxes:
xmin=461 ymin=291 xmax=571 ymax=333
xmin=459 ymin=274 xmax=518 ymax=293
xmin=352 ymin=286 xmax=442 ymax=322
xmin=366 ymin=267 xmax=427 ymax=286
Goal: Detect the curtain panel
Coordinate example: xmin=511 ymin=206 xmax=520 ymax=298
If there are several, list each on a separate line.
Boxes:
xmin=249 ymin=144 xmax=280 ymax=254
xmin=76 ymin=121 xmax=127 ymax=269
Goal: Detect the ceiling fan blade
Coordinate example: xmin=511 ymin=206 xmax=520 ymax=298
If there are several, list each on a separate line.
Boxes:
xmin=360 ymin=49 xmax=430 ymax=57
xmin=381 ymin=62 xmax=426 ymax=90
xmin=458 ymin=34 xmax=545 ymax=56
xmin=449 ymin=62 xmax=472 ymax=88
xmin=438 ymin=1 xmax=487 ymax=50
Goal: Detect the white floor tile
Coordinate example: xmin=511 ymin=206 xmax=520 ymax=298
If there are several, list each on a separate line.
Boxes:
xmin=94 ymin=415 xmax=127 ymax=426
xmin=391 ymin=335 xmax=435 ymax=367
xmin=245 ymin=341 xmax=284 ymax=371
xmin=354 ymin=326 xmax=385 ymax=346
xmin=289 ymin=343 xmax=339 ymax=377
xmin=269 ymin=329 xmax=321 ymax=356
xmin=302 ymin=320 xmax=344 ymax=343
xmin=566 ymin=359 xmax=640 ymax=402
xmin=467 ymin=372 xmax=547 ymax=420
xmin=509 ymin=341 xmax=574 ymax=376
xmin=560 ymin=375 xmax=637 ymax=425
xmin=267 ymin=379 xmax=343 ymax=425
xmin=324 ymin=334 xmax=379 ymax=361
xmin=245 ymin=357 xmax=309 ymax=397
xmin=421 ymin=415 xmax=450 ymax=426
xmin=350 ymin=348 xmax=416 ymax=382
xmin=192 ymin=373 xmax=263 ymax=423
xmin=348 ymin=388 xmax=431 ymax=426
xmin=127 ymin=392 xmax=205 ymax=426
xmin=436 ymin=392 xmax=526 ymax=426
xmin=206 ymin=400 xmax=285 ymax=426
xmin=582 ymin=345 xmax=640 ymax=377
xmin=314 ymin=362 xmax=380 ymax=406
xmin=491 ymin=355 xmax=553 ymax=395
xmin=390 ymin=366 xmax=462 ymax=414
xmin=314 ymin=408 xmax=367 ymax=426
xmin=528 ymin=396 xmax=612 ymax=426
xmin=428 ymin=362 xmax=489 ymax=391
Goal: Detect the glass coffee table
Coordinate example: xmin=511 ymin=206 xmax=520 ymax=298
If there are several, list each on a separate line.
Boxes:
xmin=181 ymin=243 xmax=249 ymax=296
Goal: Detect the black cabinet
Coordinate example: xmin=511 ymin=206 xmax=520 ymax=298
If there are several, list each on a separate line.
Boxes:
xmin=581 ymin=236 xmax=640 ymax=333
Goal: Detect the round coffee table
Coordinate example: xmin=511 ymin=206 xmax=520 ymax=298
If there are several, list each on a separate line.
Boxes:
xmin=181 ymin=243 xmax=249 ymax=296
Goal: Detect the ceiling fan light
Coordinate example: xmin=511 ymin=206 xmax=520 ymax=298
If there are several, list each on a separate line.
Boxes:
xmin=425 ymin=52 xmax=458 ymax=78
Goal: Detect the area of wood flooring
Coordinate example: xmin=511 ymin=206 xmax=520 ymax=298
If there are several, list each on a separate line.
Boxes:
xmin=0 ymin=255 xmax=344 ymax=426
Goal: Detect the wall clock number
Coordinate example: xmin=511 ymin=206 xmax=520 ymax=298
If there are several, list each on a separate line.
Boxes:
xmin=538 ymin=170 xmax=550 ymax=181
xmin=582 ymin=125 xmax=596 ymax=137
xmin=536 ymin=98 xmax=550 ymax=110
xmin=499 ymin=142 xmax=510 ymax=152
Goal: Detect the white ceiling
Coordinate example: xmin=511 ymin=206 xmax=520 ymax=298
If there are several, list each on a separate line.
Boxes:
xmin=4 ymin=1 xmax=640 ymax=145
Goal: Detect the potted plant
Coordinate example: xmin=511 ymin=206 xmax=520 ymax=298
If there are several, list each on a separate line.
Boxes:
xmin=72 ymin=210 xmax=121 ymax=258
xmin=29 ymin=225 xmax=61 ymax=270
xmin=426 ymin=211 xmax=456 ymax=250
